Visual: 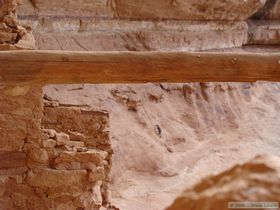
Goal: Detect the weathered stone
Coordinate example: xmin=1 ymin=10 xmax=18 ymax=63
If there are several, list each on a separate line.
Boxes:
xmin=44 ymin=147 xmax=63 ymax=161
xmin=0 ymin=86 xmax=42 ymax=151
xmin=73 ymin=191 xmax=103 ymax=210
xmin=0 ymin=31 xmax=17 ymax=43
xmin=248 ymin=20 xmax=280 ymax=44
xmin=264 ymin=0 xmax=280 ymax=19
xmin=0 ymin=178 xmax=49 ymax=210
xmin=18 ymin=0 xmax=265 ymax=20
xmin=42 ymin=139 xmax=57 ymax=148
xmin=92 ymin=181 xmax=103 ymax=205
xmin=42 ymin=107 xmax=110 ymax=151
xmin=50 ymin=197 xmax=76 ymax=210
xmin=0 ymin=0 xmax=35 ymax=49
xmin=68 ymin=131 xmax=85 ymax=141
xmin=25 ymin=144 xmax=49 ymax=167
xmin=54 ymin=161 xmax=81 ymax=170
xmin=0 ymin=167 xmax=27 ymax=176
xmin=166 ymin=155 xmax=280 ymax=210
xmin=43 ymin=129 xmax=56 ymax=139
xmin=77 ymin=147 xmax=88 ymax=152
xmin=88 ymin=167 xmax=105 ymax=182
xmin=66 ymin=141 xmax=85 ymax=148
xmin=21 ymin=19 xmax=249 ymax=51
xmin=0 ymin=152 xmax=26 ymax=169
xmin=44 ymin=100 xmax=60 ymax=107
xmin=15 ymin=31 xmax=36 ymax=49
xmin=3 ymin=14 xmax=17 ymax=27
xmin=55 ymin=132 xmax=70 ymax=146
xmin=54 ymin=150 xmax=107 ymax=170
xmin=26 ymin=168 xmax=88 ymax=198
xmin=114 ymin=0 xmax=265 ymax=20
xmin=0 ymin=116 xmax=27 ymax=151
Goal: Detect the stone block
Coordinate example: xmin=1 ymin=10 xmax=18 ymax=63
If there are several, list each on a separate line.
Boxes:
xmin=55 ymin=132 xmax=70 ymax=146
xmin=25 ymin=144 xmax=49 ymax=167
xmin=0 ymin=152 xmax=26 ymax=169
xmin=54 ymin=150 xmax=108 ymax=170
xmin=88 ymin=167 xmax=105 ymax=182
xmin=26 ymin=168 xmax=88 ymax=198
xmin=42 ymin=139 xmax=57 ymax=148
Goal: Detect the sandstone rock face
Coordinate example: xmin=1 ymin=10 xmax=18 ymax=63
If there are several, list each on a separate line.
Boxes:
xmin=108 ymin=0 xmax=265 ymax=20
xmin=166 ymin=155 xmax=280 ymax=210
xmin=17 ymin=0 xmax=268 ymax=51
xmin=247 ymin=0 xmax=280 ymax=45
xmin=248 ymin=20 xmax=280 ymax=44
xmin=17 ymin=0 xmax=280 ymax=50
xmin=269 ymin=0 xmax=280 ymax=19
xmin=18 ymin=0 xmax=265 ymax=20
xmin=25 ymin=20 xmax=248 ymax=51
xmin=255 ymin=0 xmax=280 ymax=19
xmin=0 ymin=0 xmax=35 ymax=49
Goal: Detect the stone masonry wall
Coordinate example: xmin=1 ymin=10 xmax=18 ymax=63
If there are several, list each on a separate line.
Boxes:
xmin=0 ymin=86 xmax=113 ymax=210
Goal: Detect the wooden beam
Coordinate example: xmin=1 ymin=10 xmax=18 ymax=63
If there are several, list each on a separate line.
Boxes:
xmin=0 ymin=50 xmax=280 ymax=85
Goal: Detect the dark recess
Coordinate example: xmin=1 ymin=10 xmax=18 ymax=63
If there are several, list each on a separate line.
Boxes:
xmin=251 ymin=0 xmax=277 ymax=19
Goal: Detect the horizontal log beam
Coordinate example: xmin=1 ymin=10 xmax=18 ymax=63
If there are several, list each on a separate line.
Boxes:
xmin=0 ymin=50 xmax=280 ymax=85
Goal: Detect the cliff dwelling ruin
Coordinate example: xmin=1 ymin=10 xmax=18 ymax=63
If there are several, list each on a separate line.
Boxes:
xmin=0 ymin=1 xmax=280 ymax=210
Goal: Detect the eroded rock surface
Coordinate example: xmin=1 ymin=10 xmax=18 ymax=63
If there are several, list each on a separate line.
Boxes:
xmin=166 ymin=155 xmax=280 ymax=210
xmin=269 ymin=0 xmax=280 ymax=19
xmin=18 ymin=0 xmax=265 ymax=20
xmin=17 ymin=0 xmax=269 ymax=51
xmin=248 ymin=20 xmax=280 ymax=45
xmin=0 ymin=0 xmax=35 ymax=49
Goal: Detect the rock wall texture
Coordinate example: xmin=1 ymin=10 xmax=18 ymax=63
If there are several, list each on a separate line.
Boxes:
xmin=269 ymin=0 xmax=280 ymax=19
xmin=248 ymin=0 xmax=280 ymax=45
xmin=17 ymin=0 xmax=278 ymax=51
xmin=166 ymin=155 xmax=280 ymax=210
xmin=0 ymin=86 xmax=114 ymax=210
xmin=18 ymin=0 xmax=265 ymax=20
xmin=0 ymin=0 xmax=35 ymax=50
